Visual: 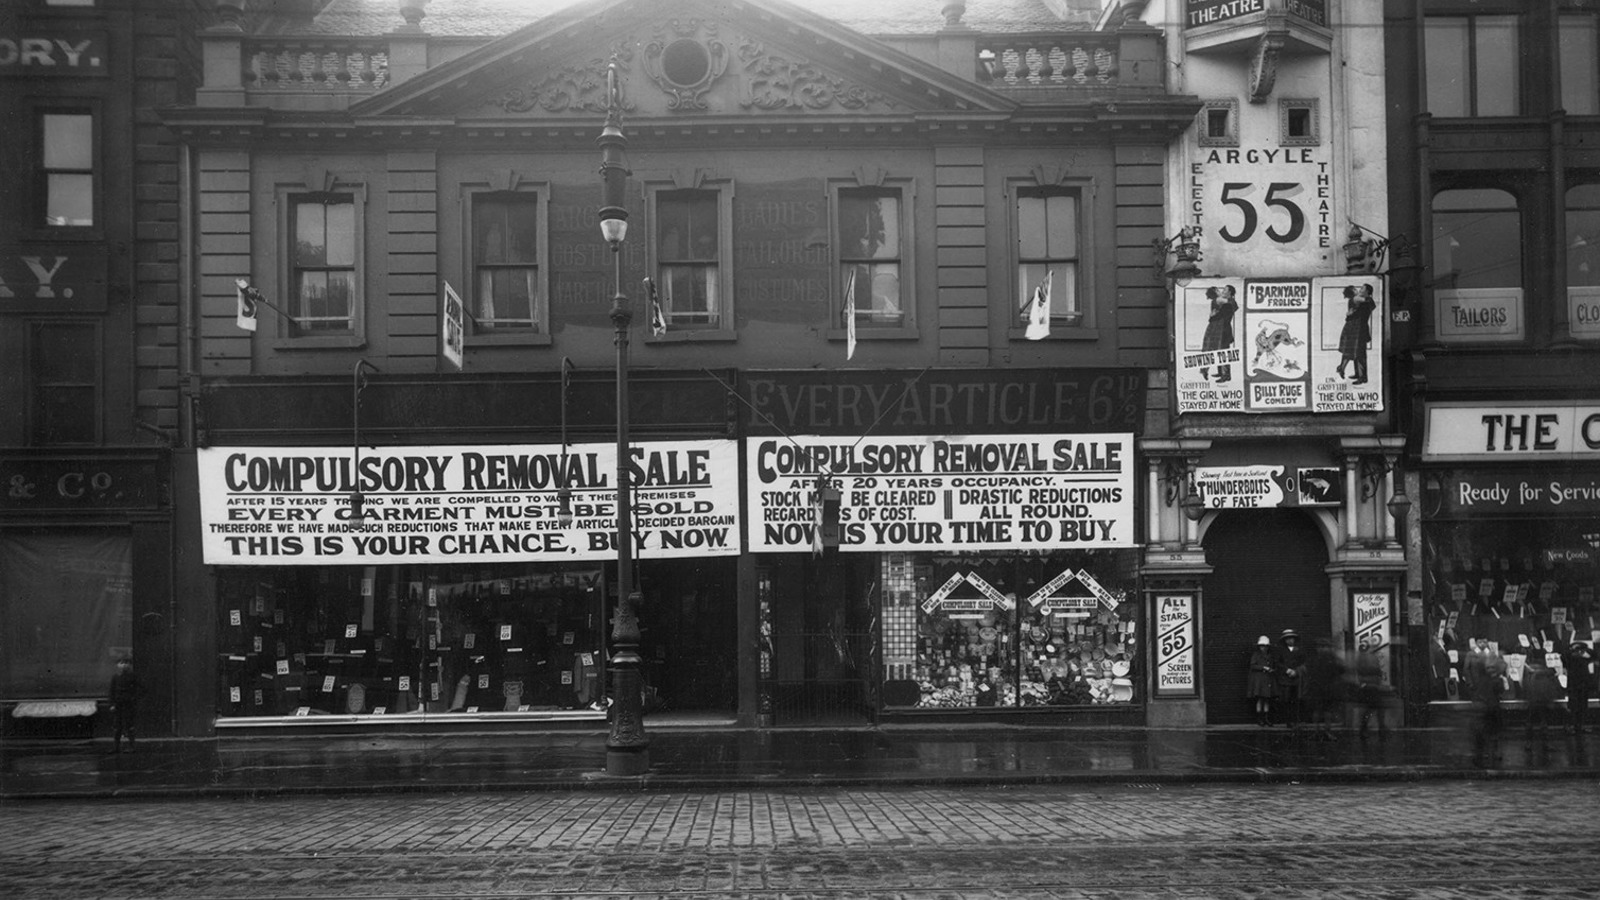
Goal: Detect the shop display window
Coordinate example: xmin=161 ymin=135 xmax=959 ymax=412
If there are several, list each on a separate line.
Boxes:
xmin=879 ymin=550 xmax=1139 ymax=710
xmin=1423 ymin=519 xmax=1599 ymax=702
xmin=216 ymin=563 xmax=605 ymax=718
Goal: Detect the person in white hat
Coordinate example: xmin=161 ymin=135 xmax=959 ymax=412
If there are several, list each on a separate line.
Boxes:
xmin=1247 ymin=635 xmax=1276 ymax=726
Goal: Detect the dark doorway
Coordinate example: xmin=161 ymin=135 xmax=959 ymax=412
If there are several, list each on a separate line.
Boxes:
xmin=1201 ymin=510 xmax=1330 ymax=724
xmin=762 ymin=555 xmax=876 ymax=726
xmin=638 ymin=560 xmax=737 ymax=715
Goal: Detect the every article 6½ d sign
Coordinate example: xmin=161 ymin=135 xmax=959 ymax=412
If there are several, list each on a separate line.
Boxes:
xmin=1174 ymin=276 xmax=1384 ymax=414
xmin=196 ymin=441 xmax=740 ymax=565
xmin=746 ymin=433 xmax=1134 ymax=553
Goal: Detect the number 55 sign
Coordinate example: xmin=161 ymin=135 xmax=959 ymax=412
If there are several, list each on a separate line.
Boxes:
xmin=1154 ymin=594 xmax=1197 ymax=697
xmin=1191 ymin=146 xmax=1333 ymax=271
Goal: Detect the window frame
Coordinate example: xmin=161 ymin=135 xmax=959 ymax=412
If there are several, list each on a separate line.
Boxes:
xmin=31 ymin=103 xmax=101 ymax=239
xmin=462 ymin=184 xmax=551 ymax=347
xmin=1565 ymin=182 xmax=1600 ymax=340
xmin=1279 ymin=98 xmax=1321 ymax=147
xmin=27 ymin=319 xmax=101 ymax=446
xmin=1430 ymin=185 xmax=1525 ymax=344
xmin=1422 ymin=11 xmax=1522 ymax=118
xmin=827 ymin=178 xmax=918 ymax=344
xmin=1197 ymin=99 xmax=1239 ymax=148
xmin=644 ymin=178 xmax=735 ymax=343
xmin=273 ymin=182 xmax=367 ymax=350
xmin=1559 ymin=10 xmax=1600 ymax=116
xmin=1005 ymin=176 xmax=1096 ymax=342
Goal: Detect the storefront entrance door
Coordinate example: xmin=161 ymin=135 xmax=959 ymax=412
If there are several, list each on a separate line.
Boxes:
xmin=764 ymin=555 xmax=876 ymax=725
xmin=1201 ymin=510 xmax=1330 ymax=724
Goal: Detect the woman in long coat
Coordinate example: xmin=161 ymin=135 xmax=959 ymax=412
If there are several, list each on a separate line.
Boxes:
xmin=1336 ymin=283 xmax=1376 ymax=383
xmin=1247 ymin=635 xmax=1276 ymax=726
xmin=1201 ymin=284 xmax=1238 ymax=382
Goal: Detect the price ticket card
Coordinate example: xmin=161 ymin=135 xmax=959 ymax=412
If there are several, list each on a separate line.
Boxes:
xmin=322 ymin=676 xmax=336 ymax=692
xmin=398 ymin=676 xmax=411 ymax=691
xmin=500 ymin=625 xmax=513 ymax=641
xmin=345 ymin=624 xmax=358 ymax=638
xmin=464 ymin=633 xmax=475 ymax=649
xmin=561 ymin=671 xmax=574 ymax=685
xmin=563 ymin=631 xmax=575 ymax=645
xmin=229 ymin=609 xmax=242 ymax=627
xmin=478 ymin=674 xmax=489 ymax=689
xmin=276 ymin=659 xmax=290 ymax=675
xmin=229 ymin=686 xmax=241 ymax=703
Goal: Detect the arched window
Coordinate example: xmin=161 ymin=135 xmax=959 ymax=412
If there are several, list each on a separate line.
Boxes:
xmin=1431 ymin=188 xmax=1523 ymax=342
xmin=1566 ymin=184 xmax=1600 ymax=339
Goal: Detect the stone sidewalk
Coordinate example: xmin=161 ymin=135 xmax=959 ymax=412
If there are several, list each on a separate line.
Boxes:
xmin=4 ymin=720 xmax=1598 ymax=800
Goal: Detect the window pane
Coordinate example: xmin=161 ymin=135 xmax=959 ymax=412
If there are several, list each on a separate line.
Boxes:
xmin=42 ymin=114 xmax=92 ymax=169
xmin=506 ymin=198 xmax=538 ymax=262
xmin=840 ymin=192 xmax=899 ymax=260
xmin=866 ymin=262 xmax=900 ymax=322
xmin=1044 ymin=194 xmax=1077 ymax=259
xmin=46 ymin=173 xmax=93 ymax=226
xmin=662 ymin=264 xmax=716 ymax=323
xmin=1425 ymin=18 xmax=1470 ymax=116
xmin=659 ymin=192 xmax=717 ymax=261
xmin=33 ymin=324 xmax=96 ymax=381
xmin=36 ymin=386 xmax=97 ymax=444
xmin=1475 ymin=16 xmax=1519 ymax=116
xmin=475 ymin=199 xmax=508 ymax=264
xmin=1567 ymin=185 xmax=1600 ymax=288
xmin=324 ymin=201 xmax=355 ymax=266
xmin=1432 ymin=190 xmax=1520 ymax=290
xmin=1560 ymin=15 xmax=1599 ymax=115
xmin=1017 ymin=196 xmax=1048 ymax=259
xmin=295 ymin=202 xmax=327 ymax=266
xmin=475 ymin=268 xmax=536 ymax=325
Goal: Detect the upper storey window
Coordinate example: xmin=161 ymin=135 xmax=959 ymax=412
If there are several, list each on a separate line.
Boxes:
xmin=838 ymin=188 xmax=905 ymax=329
xmin=38 ymin=111 xmax=94 ymax=227
xmin=471 ymin=191 xmax=542 ymax=332
xmin=1561 ymin=12 xmax=1600 ymax=115
xmin=1432 ymin=187 xmax=1524 ymax=343
xmin=1424 ymin=14 xmax=1519 ymax=116
xmin=1016 ymin=190 xmax=1080 ymax=327
xmin=654 ymin=188 xmax=728 ymax=332
xmin=292 ymin=195 xmax=357 ymax=333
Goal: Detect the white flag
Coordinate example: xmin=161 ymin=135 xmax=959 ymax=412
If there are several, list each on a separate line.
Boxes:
xmin=647 ymin=279 xmax=667 ymax=337
xmin=1024 ymin=270 xmax=1052 ymax=341
xmin=234 ymin=279 xmax=259 ymax=332
xmin=844 ymin=268 xmax=858 ymax=361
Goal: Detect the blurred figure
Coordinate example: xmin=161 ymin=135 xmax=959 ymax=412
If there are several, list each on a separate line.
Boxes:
xmin=1274 ymin=629 xmax=1307 ymax=727
xmin=1523 ymin=652 xmax=1560 ymax=752
xmin=1562 ymin=639 xmax=1596 ymax=735
xmin=107 ymin=657 xmax=141 ymax=753
xmin=1246 ymin=635 xmax=1276 ymax=727
xmin=1353 ymin=646 xmax=1391 ymax=741
xmin=1302 ymin=638 xmax=1345 ymax=741
xmin=1465 ymin=642 xmax=1506 ymax=768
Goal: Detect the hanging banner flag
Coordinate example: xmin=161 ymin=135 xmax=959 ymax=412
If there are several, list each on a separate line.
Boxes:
xmin=234 ymin=279 xmax=260 ymax=332
xmin=440 ymin=281 xmax=465 ymax=371
xmin=196 ymin=440 xmax=741 ymax=565
xmin=1024 ymin=270 xmax=1052 ymax=341
xmin=647 ymin=278 xmax=667 ymax=338
xmin=844 ymin=267 xmax=858 ymax=360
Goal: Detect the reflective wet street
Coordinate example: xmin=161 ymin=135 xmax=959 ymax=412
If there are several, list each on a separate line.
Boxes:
xmin=4 ymin=780 xmax=1598 ymax=898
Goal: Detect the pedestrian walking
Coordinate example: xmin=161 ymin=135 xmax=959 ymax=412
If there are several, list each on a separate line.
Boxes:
xmin=1353 ymin=646 xmax=1391 ymax=740
xmin=1274 ymin=629 xmax=1306 ymax=727
xmin=1465 ymin=643 xmax=1506 ymax=767
xmin=1561 ymin=639 xmax=1595 ymax=735
xmin=1247 ymin=635 xmax=1276 ymax=726
xmin=1522 ymin=652 xmax=1560 ymax=751
xmin=1302 ymin=638 xmax=1345 ymax=740
xmin=108 ymin=657 xmax=142 ymax=753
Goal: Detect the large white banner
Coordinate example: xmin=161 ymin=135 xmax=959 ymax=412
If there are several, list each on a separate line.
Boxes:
xmin=746 ymin=433 xmax=1135 ymax=553
xmin=198 ymin=441 xmax=741 ymax=565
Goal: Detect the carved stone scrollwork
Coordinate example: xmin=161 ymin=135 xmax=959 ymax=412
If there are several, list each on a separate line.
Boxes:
xmin=736 ymin=37 xmax=893 ymax=111
xmin=492 ymin=42 xmax=636 ymax=115
xmin=1248 ymin=32 xmax=1284 ymax=104
xmin=642 ymin=20 xmax=728 ymax=111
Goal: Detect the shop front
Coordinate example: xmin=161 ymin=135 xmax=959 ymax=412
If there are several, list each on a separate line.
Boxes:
xmin=1418 ymin=402 xmax=1600 ymax=717
xmin=195 ymin=439 xmax=741 ymax=729
xmin=741 ymin=368 xmax=1146 ymax=724
xmin=0 ymin=450 xmax=172 ymax=738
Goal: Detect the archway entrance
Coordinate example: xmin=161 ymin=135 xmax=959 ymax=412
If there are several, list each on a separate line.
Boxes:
xmin=1201 ymin=510 xmax=1330 ymax=724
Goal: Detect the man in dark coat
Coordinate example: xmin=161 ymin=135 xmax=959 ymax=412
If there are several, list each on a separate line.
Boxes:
xmin=1274 ymin=629 xmax=1307 ymax=727
xmin=1561 ymin=640 xmax=1596 ymax=735
xmin=108 ymin=657 xmax=141 ymax=753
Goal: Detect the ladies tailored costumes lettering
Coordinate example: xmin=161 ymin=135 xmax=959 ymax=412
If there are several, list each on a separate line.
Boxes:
xmin=1336 ymin=284 xmax=1376 ymax=384
xmin=1200 ymin=285 xmax=1239 ymax=382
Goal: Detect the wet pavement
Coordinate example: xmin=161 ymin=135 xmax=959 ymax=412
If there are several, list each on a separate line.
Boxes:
xmin=4 ymin=717 xmax=1599 ymax=799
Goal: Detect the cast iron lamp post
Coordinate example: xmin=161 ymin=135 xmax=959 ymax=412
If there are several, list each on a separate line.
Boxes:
xmin=598 ymin=55 xmax=649 ymax=776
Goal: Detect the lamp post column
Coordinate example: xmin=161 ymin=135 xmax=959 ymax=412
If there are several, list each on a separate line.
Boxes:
xmin=598 ymin=55 xmax=648 ymax=776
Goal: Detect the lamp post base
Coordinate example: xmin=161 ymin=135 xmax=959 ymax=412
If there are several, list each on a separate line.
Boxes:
xmin=605 ymin=746 xmax=651 ymax=777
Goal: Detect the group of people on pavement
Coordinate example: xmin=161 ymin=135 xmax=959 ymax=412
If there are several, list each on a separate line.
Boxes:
xmin=1246 ymin=629 xmax=1392 ymax=739
xmin=1462 ymin=638 xmax=1597 ymax=767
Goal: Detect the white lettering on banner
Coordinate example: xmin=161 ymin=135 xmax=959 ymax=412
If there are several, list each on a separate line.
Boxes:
xmin=196 ymin=442 xmax=741 ymax=565
xmin=1423 ymin=403 xmax=1600 ymax=461
xmin=1154 ymin=594 xmax=1197 ymax=697
xmin=746 ymin=433 xmax=1134 ymax=553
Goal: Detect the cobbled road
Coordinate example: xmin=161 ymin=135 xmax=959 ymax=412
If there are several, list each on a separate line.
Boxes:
xmin=3 ymin=781 xmax=1598 ymax=898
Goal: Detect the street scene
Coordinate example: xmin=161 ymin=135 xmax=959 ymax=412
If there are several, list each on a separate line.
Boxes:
xmin=4 ymin=781 xmax=1599 ymax=899
xmin=4 ymin=1 xmax=1600 ymax=898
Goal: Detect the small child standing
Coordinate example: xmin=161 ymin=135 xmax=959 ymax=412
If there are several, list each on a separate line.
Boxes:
xmin=108 ymin=658 xmax=141 ymax=753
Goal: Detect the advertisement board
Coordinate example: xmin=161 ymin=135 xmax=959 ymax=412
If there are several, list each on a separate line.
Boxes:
xmin=1175 ymin=276 xmax=1384 ymax=414
xmin=1192 ymin=464 xmax=1341 ymax=509
xmin=197 ymin=441 xmax=741 ymax=565
xmin=745 ymin=433 xmax=1135 ymax=553
xmin=1153 ymin=594 xmax=1197 ymax=697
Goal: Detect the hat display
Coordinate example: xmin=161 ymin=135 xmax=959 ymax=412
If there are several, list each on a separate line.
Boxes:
xmin=1257 ymin=635 xmax=1271 ymax=646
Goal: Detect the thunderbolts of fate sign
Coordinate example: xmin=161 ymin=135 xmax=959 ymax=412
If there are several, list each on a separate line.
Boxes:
xmin=1175 ymin=276 xmax=1384 ymax=414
